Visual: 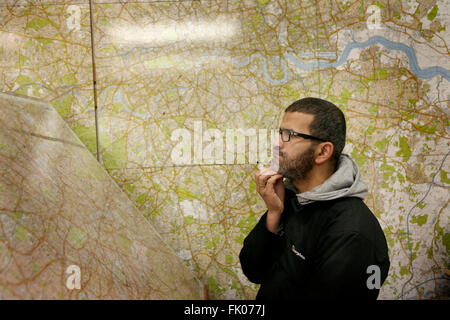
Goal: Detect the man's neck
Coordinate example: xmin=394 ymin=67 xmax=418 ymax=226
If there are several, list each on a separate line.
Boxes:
xmin=293 ymin=163 xmax=335 ymax=194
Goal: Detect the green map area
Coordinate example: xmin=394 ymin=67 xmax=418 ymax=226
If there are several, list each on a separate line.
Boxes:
xmin=0 ymin=0 xmax=449 ymax=299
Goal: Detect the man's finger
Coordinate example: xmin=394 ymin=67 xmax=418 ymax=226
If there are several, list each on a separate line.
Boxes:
xmin=262 ymin=174 xmax=276 ymax=190
xmin=263 ymin=174 xmax=282 ymax=190
xmin=256 ymin=168 xmax=280 ymax=194
xmin=267 ymin=174 xmax=283 ymax=185
xmin=255 ymin=173 xmax=268 ymax=192
xmin=258 ymin=173 xmax=275 ymax=187
xmin=260 ymin=167 xmax=278 ymax=177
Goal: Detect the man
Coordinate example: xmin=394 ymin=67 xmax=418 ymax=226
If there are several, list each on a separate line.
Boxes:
xmin=239 ymin=97 xmax=390 ymax=300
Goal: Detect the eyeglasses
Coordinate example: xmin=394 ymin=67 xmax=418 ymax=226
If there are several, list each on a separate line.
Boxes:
xmin=279 ymin=128 xmax=326 ymax=142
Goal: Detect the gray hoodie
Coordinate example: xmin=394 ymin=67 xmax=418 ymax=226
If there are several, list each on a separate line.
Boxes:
xmin=284 ymin=154 xmax=368 ymax=205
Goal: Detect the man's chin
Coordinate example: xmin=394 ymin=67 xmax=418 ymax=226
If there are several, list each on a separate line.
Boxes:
xmin=275 ymin=164 xmax=287 ymax=176
xmin=276 ymin=155 xmax=284 ymax=165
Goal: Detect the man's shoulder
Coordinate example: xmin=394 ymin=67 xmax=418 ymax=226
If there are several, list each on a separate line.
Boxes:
xmin=327 ymin=196 xmax=371 ymax=213
xmin=282 ymin=194 xmax=388 ymax=254
xmin=283 ymin=189 xmax=382 ymax=228
xmin=322 ymin=197 xmax=389 ymax=259
xmin=317 ymin=197 xmax=384 ymax=238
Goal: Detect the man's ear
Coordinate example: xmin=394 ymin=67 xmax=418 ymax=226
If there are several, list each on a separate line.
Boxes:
xmin=314 ymin=142 xmax=334 ymax=165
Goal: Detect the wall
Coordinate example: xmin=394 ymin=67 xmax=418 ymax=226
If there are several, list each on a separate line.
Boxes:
xmin=0 ymin=0 xmax=448 ymax=299
xmin=0 ymin=92 xmax=203 ymax=299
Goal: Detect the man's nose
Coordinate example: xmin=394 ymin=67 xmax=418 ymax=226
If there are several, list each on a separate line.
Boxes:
xmin=273 ymin=133 xmax=283 ymax=148
xmin=272 ymin=135 xmax=284 ymax=156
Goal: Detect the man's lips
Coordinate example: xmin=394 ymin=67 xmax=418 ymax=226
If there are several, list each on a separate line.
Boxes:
xmin=272 ymin=147 xmax=283 ymax=157
xmin=274 ymin=150 xmax=285 ymax=158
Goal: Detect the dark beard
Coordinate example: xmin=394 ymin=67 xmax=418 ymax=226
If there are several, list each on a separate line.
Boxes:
xmin=277 ymin=146 xmax=316 ymax=181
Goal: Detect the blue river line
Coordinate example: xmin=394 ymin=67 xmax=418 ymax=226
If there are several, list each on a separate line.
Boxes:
xmin=333 ymin=36 xmax=449 ymax=80
xmin=284 ymin=35 xmax=450 ymax=81
xmin=239 ymin=35 xmax=450 ymax=82
xmin=112 ymin=35 xmax=450 ymax=118
xmin=17 ymin=35 xmax=448 ymax=117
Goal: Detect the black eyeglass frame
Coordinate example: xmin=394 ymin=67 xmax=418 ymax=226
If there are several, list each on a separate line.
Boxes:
xmin=279 ymin=128 xmax=326 ymax=142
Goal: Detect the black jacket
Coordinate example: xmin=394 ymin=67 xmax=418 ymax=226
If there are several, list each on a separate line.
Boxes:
xmin=239 ymin=188 xmax=390 ymax=300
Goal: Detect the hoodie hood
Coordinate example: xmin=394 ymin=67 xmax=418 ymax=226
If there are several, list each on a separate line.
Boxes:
xmin=284 ymin=154 xmax=368 ymax=205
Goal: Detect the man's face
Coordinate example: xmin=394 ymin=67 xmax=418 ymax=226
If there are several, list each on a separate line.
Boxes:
xmin=275 ymin=112 xmax=318 ymax=181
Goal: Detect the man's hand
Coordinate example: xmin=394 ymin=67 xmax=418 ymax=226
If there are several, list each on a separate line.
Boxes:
xmin=255 ymin=167 xmax=285 ymax=233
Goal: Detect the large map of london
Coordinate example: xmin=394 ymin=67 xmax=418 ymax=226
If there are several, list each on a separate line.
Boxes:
xmin=0 ymin=0 xmax=448 ymax=299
